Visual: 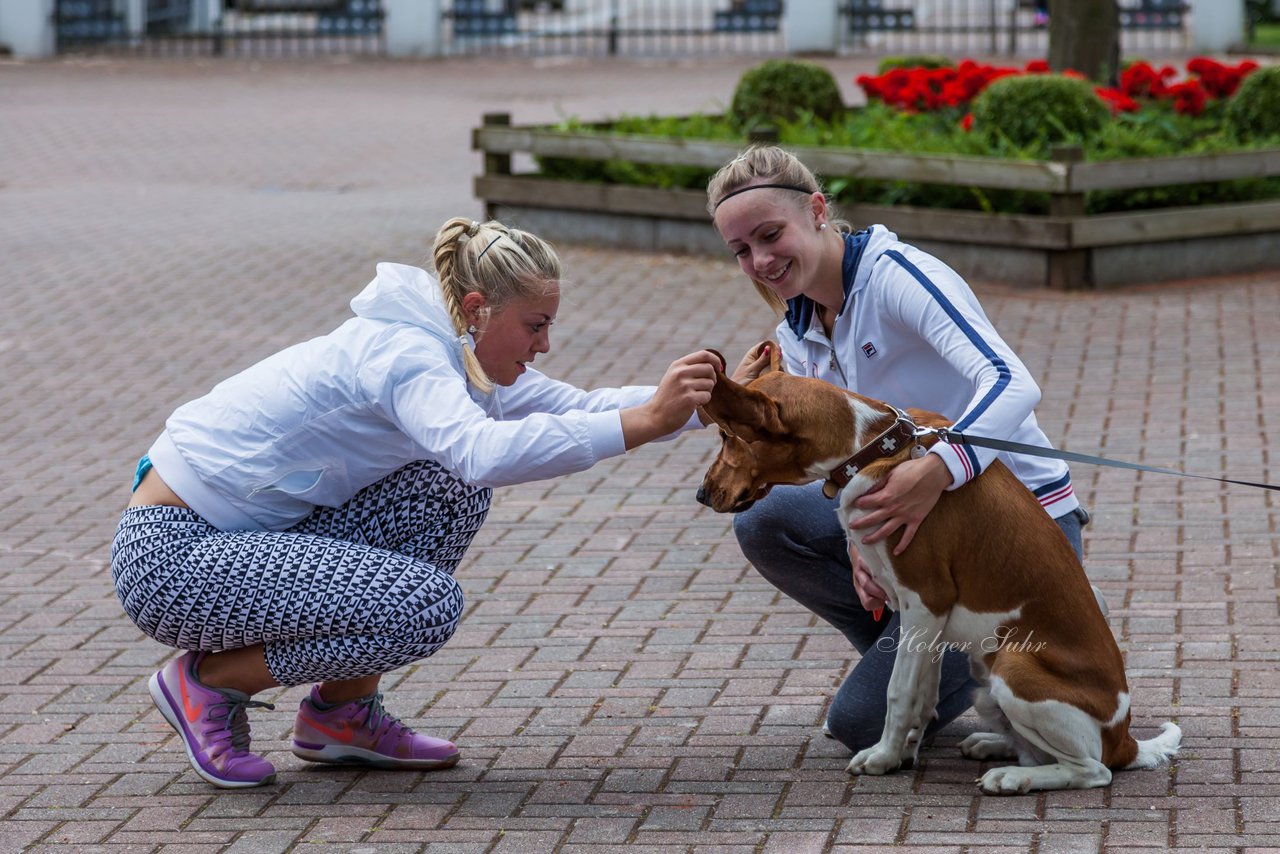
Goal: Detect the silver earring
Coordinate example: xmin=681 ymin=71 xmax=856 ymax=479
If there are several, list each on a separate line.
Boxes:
xmin=819 ymin=223 xmax=829 ymax=230
xmin=467 ymin=324 xmax=477 ymax=335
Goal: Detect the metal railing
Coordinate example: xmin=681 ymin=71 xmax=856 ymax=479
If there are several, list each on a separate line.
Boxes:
xmin=443 ymin=0 xmax=1191 ymax=58
xmin=55 ymin=0 xmax=385 ymax=56
xmin=54 ymin=0 xmax=1192 ymax=58
xmin=443 ymin=0 xmax=784 ymax=57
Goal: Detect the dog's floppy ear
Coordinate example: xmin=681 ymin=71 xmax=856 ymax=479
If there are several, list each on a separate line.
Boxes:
xmin=704 ymin=371 xmax=786 ymax=442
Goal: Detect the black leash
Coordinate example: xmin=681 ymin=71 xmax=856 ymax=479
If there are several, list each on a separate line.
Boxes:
xmin=935 ymin=429 xmax=1280 ymax=493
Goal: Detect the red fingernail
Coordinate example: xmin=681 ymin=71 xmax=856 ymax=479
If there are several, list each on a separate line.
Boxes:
xmin=872 ymin=607 xmax=884 ymax=621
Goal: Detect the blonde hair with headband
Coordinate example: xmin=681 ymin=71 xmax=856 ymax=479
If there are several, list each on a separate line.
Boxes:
xmin=707 ymin=145 xmax=853 ymax=314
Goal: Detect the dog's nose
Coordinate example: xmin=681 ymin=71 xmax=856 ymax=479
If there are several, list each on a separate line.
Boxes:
xmin=695 ymin=485 xmax=710 ymax=506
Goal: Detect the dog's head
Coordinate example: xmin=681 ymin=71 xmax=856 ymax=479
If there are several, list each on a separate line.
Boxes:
xmin=695 ymin=340 xmax=893 ymax=512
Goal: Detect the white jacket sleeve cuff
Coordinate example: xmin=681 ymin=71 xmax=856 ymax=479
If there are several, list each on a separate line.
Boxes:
xmin=587 ymin=409 xmax=627 ymax=461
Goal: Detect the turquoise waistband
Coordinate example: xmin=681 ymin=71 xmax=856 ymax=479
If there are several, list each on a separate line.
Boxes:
xmin=132 ymin=455 xmax=153 ymax=492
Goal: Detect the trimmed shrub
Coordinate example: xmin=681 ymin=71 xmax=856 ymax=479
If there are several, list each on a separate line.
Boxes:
xmin=1226 ymin=64 xmax=1280 ymax=141
xmin=971 ymin=74 xmax=1110 ymax=150
xmin=729 ymin=59 xmax=845 ymax=132
xmin=876 ymin=54 xmax=954 ymax=74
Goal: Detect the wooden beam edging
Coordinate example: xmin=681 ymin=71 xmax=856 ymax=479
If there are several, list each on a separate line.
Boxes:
xmin=474 ymin=175 xmax=710 ymax=220
xmin=475 ymin=116 xmax=1280 ymax=196
xmin=475 ymin=175 xmax=1073 ymax=249
xmin=472 ymin=125 xmax=1070 ymax=193
xmin=1071 ymin=148 xmax=1280 ymax=192
xmin=1070 ymin=199 xmax=1280 ymax=247
xmin=477 ymin=175 xmax=1280 ymax=253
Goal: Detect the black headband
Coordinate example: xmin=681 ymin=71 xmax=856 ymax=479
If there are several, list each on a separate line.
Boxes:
xmin=713 ymin=182 xmax=815 ymax=211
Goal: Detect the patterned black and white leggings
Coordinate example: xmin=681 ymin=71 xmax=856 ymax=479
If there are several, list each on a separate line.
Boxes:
xmin=110 ymin=460 xmax=491 ymax=686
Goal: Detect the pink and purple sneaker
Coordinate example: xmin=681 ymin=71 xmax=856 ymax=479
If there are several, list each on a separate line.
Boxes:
xmin=148 ymin=651 xmax=277 ymax=788
xmin=291 ymin=686 xmax=459 ymax=770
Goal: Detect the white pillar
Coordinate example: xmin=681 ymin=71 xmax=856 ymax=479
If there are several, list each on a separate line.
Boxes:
xmin=1186 ymin=0 xmax=1244 ymax=52
xmin=0 ymin=0 xmax=56 ymax=58
xmin=125 ymin=0 xmax=145 ymax=38
xmin=783 ymin=0 xmax=839 ymax=54
xmin=192 ymin=0 xmax=223 ymax=32
xmin=383 ymin=0 xmax=442 ymax=57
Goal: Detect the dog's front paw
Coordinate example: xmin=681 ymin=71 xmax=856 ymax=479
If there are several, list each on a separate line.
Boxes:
xmin=847 ymin=744 xmax=902 ymax=776
xmin=977 ymin=765 xmax=1033 ymax=795
xmin=960 ymin=732 xmax=1018 ymax=761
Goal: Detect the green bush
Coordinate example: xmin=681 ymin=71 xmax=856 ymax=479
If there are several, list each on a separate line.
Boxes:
xmin=728 ymin=59 xmax=845 ymax=132
xmin=529 ymin=96 xmax=1280 ymax=216
xmin=1226 ymin=65 xmax=1280 ymax=141
xmin=971 ymin=74 xmax=1110 ymax=150
xmin=876 ymin=54 xmax=954 ymax=73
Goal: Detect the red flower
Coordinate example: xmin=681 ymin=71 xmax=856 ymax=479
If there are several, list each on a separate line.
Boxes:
xmin=1187 ymin=56 xmax=1259 ymax=99
xmin=961 ymin=112 xmax=974 ymax=132
xmin=855 ymin=56 xmax=1248 ymax=120
xmin=1165 ymin=79 xmax=1207 ymax=116
xmin=1095 ymin=86 xmax=1139 ymax=114
xmin=857 ymin=60 xmax=1023 ymax=112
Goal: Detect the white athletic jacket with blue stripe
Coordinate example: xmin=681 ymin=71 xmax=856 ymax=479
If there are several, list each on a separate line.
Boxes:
xmin=149 ymin=262 xmax=686 ymax=532
xmin=774 ymin=225 xmax=1079 ymax=518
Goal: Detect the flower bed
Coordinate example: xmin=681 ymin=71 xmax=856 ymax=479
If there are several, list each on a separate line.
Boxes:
xmin=472 ymin=58 xmax=1280 ymax=289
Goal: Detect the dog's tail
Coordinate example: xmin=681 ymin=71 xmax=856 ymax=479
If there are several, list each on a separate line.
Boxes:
xmin=1124 ymin=721 xmax=1182 ymax=770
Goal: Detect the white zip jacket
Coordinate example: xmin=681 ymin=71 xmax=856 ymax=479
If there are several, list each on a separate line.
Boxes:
xmin=774 ymin=226 xmax=1079 ymax=518
xmin=149 ymin=262 xmax=687 ymax=532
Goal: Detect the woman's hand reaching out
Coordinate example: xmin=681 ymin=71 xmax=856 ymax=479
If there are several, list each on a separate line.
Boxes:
xmin=622 ymin=350 xmax=720 ymax=449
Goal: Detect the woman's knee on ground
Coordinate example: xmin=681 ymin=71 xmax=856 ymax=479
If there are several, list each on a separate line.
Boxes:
xmin=824 ymin=694 xmax=888 ymax=753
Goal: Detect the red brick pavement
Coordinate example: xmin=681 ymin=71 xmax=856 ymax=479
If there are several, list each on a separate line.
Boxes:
xmin=1 ymin=55 xmax=1277 ymax=853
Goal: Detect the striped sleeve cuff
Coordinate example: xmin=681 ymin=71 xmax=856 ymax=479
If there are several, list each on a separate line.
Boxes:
xmin=932 ymin=441 xmax=980 ymax=491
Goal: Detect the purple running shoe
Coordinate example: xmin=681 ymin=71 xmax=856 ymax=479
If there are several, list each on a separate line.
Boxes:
xmin=292 ymin=686 xmax=460 ymax=770
xmin=148 ymin=651 xmax=277 ymax=788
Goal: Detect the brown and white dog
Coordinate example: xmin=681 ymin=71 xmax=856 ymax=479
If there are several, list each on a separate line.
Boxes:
xmin=696 ymin=344 xmax=1181 ymax=794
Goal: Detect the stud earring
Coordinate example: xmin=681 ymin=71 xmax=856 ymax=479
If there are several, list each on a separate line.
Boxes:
xmin=819 ymin=223 xmax=829 ymax=230
xmin=467 ymin=324 xmax=478 ymax=335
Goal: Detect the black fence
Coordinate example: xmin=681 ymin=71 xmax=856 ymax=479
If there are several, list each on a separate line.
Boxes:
xmin=54 ymin=0 xmax=1192 ymax=58
xmin=443 ymin=0 xmax=1190 ymax=59
xmin=443 ymin=0 xmax=784 ymax=57
xmin=55 ymin=0 xmax=385 ymax=56
xmin=837 ymin=0 xmax=1190 ymax=58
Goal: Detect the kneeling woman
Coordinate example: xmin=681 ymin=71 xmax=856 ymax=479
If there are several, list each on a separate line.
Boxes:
xmin=706 ymin=146 xmax=1092 ymax=754
xmin=112 ymin=217 xmax=719 ymax=788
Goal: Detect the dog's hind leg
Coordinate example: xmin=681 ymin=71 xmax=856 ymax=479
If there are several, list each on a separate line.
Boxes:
xmin=959 ymin=686 xmax=1019 ymax=761
xmin=979 ymin=757 xmax=1111 ymax=795
xmin=976 ymin=675 xmax=1114 ymax=794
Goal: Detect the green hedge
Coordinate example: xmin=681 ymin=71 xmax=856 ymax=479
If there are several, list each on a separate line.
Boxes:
xmin=533 ymin=101 xmax=1280 ymax=216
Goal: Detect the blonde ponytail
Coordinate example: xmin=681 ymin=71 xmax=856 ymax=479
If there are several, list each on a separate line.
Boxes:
xmin=431 ymin=216 xmax=562 ymax=394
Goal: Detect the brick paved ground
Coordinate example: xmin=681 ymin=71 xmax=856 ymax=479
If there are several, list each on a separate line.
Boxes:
xmin=1 ymin=54 xmax=1278 ymax=853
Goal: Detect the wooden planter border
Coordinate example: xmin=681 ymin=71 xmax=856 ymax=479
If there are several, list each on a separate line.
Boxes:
xmin=473 ymin=113 xmax=1280 ymax=289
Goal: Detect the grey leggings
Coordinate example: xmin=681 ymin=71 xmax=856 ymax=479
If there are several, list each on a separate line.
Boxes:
xmin=110 ymin=459 xmax=491 ymax=686
xmin=733 ymin=479 xmax=1086 ymax=753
